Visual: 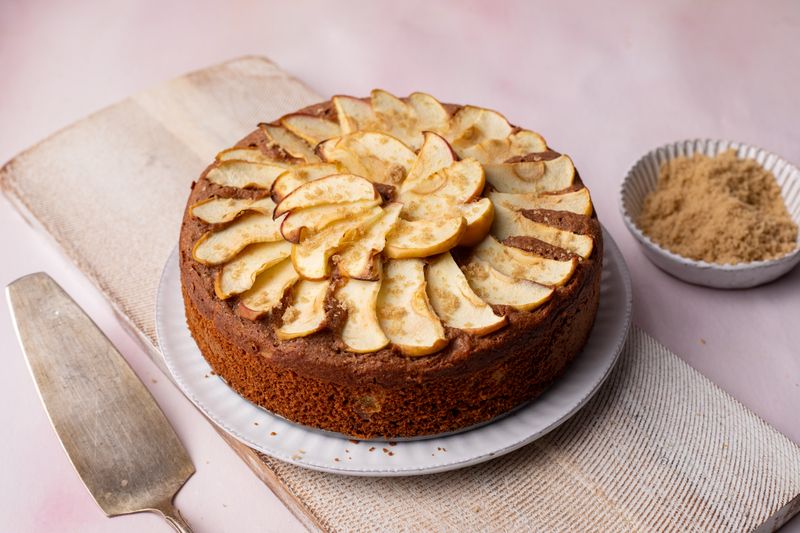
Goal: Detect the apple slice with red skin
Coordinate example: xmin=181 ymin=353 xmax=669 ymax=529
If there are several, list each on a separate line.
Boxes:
xmin=274 ymin=174 xmax=379 ymax=218
xmin=270 ymin=163 xmax=342 ymax=203
xmin=280 ymin=199 xmax=381 ymax=243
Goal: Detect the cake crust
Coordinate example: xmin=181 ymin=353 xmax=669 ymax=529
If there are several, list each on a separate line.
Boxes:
xmin=179 ymin=99 xmax=603 ymax=438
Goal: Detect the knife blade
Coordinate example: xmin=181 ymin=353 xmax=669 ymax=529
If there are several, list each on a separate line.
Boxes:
xmin=7 ymin=273 xmax=195 ymax=532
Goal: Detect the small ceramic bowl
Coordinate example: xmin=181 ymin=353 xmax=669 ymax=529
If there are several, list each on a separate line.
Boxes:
xmin=620 ymin=139 xmax=800 ymax=289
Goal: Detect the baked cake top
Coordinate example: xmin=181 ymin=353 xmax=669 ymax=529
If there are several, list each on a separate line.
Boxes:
xmin=187 ymin=90 xmax=595 ymax=356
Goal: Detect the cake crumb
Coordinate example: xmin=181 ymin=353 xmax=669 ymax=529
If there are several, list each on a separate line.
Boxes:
xmin=382 ymin=448 xmax=389 ymax=453
xmin=369 ymin=446 xmax=375 ymax=452
xmin=253 ymin=422 xmax=259 ymax=426
xmin=349 ymin=439 xmax=360 ymax=444
xmin=638 ymin=150 xmax=797 ymax=264
xmin=700 ymin=338 xmax=707 ymax=345
xmin=388 ymin=441 xmax=397 ymax=446
xmin=270 ymin=431 xmax=277 ymax=436
xmin=388 ymin=451 xmax=394 ymax=456
xmin=334 ymin=457 xmax=340 ymax=462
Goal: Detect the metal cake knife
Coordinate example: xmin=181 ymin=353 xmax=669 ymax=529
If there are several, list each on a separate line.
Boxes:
xmin=7 ymin=273 xmax=195 ymax=532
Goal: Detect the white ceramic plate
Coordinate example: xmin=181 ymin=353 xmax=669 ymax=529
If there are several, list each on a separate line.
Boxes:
xmin=156 ymin=228 xmax=632 ymax=476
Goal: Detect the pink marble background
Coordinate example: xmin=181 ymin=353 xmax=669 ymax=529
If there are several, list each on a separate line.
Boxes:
xmin=1 ymin=1 xmax=798 ymax=531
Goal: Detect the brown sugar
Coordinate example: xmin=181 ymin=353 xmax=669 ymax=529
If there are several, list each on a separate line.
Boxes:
xmin=638 ymin=150 xmax=798 ymax=264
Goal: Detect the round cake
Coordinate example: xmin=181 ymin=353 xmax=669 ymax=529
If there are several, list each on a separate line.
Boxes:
xmin=179 ymin=91 xmax=603 ymax=439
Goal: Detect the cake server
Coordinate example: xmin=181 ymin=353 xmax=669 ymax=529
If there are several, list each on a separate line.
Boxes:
xmin=6 ymin=272 xmax=195 ymax=532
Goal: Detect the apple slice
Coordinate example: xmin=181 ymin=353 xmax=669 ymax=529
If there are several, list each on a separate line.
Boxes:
xmin=399 ymin=131 xmax=456 ymax=194
xmin=384 ymin=215 xmax=466 ymax=259
xmin=456 ymin=198 xmax=494 ymax=246
xmin=446 ymin=105 xmax=513 ymax=152
xmin=318 ymin=131 xmax=416 ymax=185
xmin=408 ymin=92 xmax=449 ymax=132
xmin=291 ymin=207 xmax=383 ymax=279
xmin=190 ymin=196 xmax=276 ymax=224
xmin=483 ymin=154 xmax=575 ymax=194
xmin=206 ymin=160 xmax=289 ymax=190
xmin=489 ymin=188 xmax=593 ymax=216
xmin=377 ymin=259 xmax=447 ymax=356
xmin=280 ymin=199 xmax=381 ymax=243
xmin=277 ymin=279 xmax=330 ymax=340
xmin=335 ymin=278 xmax=390 ymax=353
xmin=192 ymin=213 xmax=284 ymax=265
xmin=426 ymin=253 xmax=506 ymax=335
xmin=474 ymin=235 xmax=576 ymax=287
xmin=260 ymin=123 xmax=320 ymax=163
xmin=461 ymin=129 xmax=548 ymax=164
xmin=399 ymin=159 xmax=484 ymax=208
xmin=371 ymin=89 xmax=422 ymax=149
xmin=214 ymin=241 xmax=292 ymax=299
xmin=492 ymin=203 xmax=593 ymax=258
xmin=462 ymin=258 xmax=553 ymax=311
xmin=237 ymin=259 xmax=299 ymax=319
xmin=270 ymin=163 xmax=341 ymax=202
xmin=336 ymin=203 xmax=402 ymax=279
xmin=333 ymin=95 xmax=379 ymax=134
xmin=274 ymin=174 xmax=379 ymax=218
xmin=215 ymin=147 xmax=275 ymax=164
xmin=280 ymin=113 xmax=341 ymax=145
xmin=509 ymin=130 xmax=548 ymax=155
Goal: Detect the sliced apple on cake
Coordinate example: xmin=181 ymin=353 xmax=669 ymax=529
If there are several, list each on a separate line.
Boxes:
xmin=426 ymin=253 xmax=506 ymax=335
xmin=462 ymin=258 xmax=553 ymax=311
xmin=489 ymin=188 xmax=592 ymax=216
xmin=492 ymin=202 xmax=593 ymax=259
xmin=237 ymin=259 xmax=299 ymax=320
xmin=318 ymin=131 xmax=416 ymax=186
xmin=335 ymin=278 xmax=390 ymax=353
xmin=206 ymin=160 xmax=289 ymax=190
xmin=214 ymin=240 xmax=292 ymax=299
xmin=277 ymin=279 xmax=330 ymax=340
xmin=192 ymin=212 xmax=285 ymax=265
xmin=483 ymin=154 xmax=575 ymax=194
xmin=280 ymin=113 xmax=341 ymax=145
xmin=377 ymin=259 xmax=447 ymax=356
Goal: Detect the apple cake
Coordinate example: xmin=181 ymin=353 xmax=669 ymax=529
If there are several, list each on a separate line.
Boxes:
xmin=180 ymin=90 xmax=603 ymax=439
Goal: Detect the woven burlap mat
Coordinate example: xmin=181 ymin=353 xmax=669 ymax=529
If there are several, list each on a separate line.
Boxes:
xmin=2 ymin=56 xmax=799 ymax=532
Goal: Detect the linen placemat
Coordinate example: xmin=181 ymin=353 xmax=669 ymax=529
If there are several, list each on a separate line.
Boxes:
xmin=3 ymin=56 xmax=799 ymax=532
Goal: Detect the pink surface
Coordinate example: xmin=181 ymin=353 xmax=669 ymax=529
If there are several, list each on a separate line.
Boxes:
xmin=1 ymin=1 xmax=799 ymax=531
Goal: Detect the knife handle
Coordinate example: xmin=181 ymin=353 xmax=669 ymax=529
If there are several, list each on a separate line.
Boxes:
xmin=152 ymin=499 xmax=193 ymax=533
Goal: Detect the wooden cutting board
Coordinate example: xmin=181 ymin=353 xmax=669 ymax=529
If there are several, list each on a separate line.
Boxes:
xmin=2 ymin=56 xmax=799 ymax=532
